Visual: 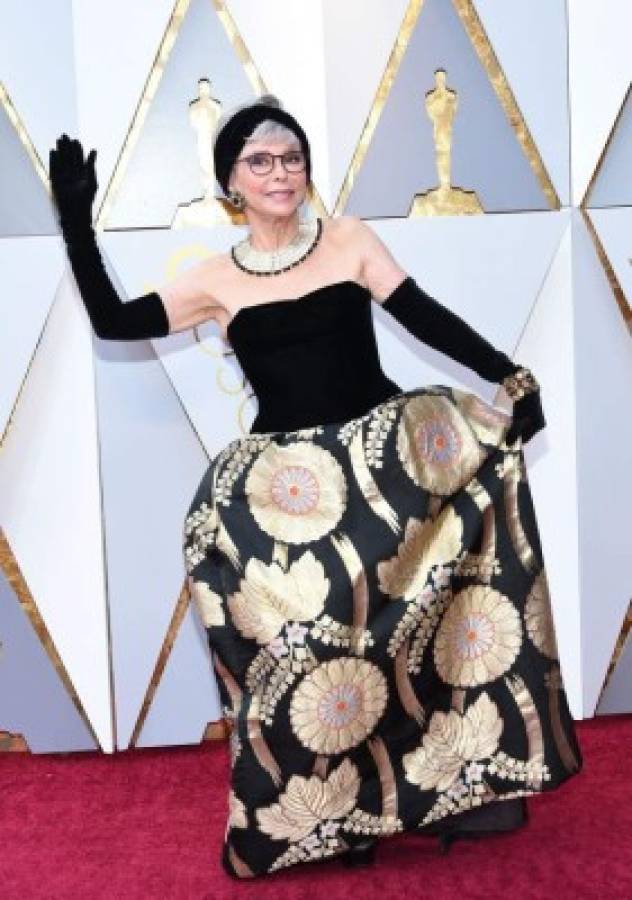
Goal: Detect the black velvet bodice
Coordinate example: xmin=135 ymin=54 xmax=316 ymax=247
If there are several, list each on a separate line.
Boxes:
xmin=226 ymin=280 xmax=402 ymax=433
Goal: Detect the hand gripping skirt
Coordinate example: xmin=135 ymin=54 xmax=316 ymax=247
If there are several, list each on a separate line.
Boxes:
xmin=183 ymin=385 xmax=581 ymax=879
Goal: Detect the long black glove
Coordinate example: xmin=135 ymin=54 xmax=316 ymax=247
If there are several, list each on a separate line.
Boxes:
xmin=382 ymin=276 xmax=545 ymax=445
xmin=49 ymin=134 xmax=170 ymax=340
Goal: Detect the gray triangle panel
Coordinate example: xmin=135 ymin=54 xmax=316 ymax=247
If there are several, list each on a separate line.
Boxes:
xmin=0 ymin=100 xmax=58 ymax=236
xmin=0 ymin=569 xmax=97 ymax=753
xmin=105 ymin=0 xmax=256 ymax=229
xmin=588 ymin=89 xmax=632 ymax=208
xmin=345 ymin=0 xmax=548 ymax=216
xmin=597 ymin=631 xmax=632 ymax=715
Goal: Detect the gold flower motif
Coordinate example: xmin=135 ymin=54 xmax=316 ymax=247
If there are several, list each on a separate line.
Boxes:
xmin=452 ymin=390 xmax=511 ymax=446
xmin=290 ymin=658 xmax=388 ymax=755
xmin=245 ymin=441 xmax=347 ymax=544
xmin=228 ymin=789 xmax=248 ymax=829
xmin=256 ymin=757 xmax=360 ymax=842
xmin=397 ymin=394 xmax=485 ymax=495
xmin=403 ymin=692 xmax=503 ymax=791
xmin=434 ymin=585 xmax=522 ymax=687
xmin=377 ymin=507 xmax=463 ymax=600
xmin=525 ymin=570 xmax=558 ymax=659
xmin=228 ymin=551 xmax=329 ymax=645
xmin=189 ymin=578 xmax=225 ymax=627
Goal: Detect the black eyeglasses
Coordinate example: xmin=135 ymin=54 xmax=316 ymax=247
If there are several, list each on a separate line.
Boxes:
xmin=235 ymin=150 xmax=306 ymax=176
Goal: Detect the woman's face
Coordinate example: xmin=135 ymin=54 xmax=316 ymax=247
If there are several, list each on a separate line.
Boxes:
xmin=227 ymin=138 xmax=308 ymax=216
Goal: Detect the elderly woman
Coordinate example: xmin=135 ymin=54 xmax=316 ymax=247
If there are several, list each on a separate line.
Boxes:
xmin=49 ymin=95 xmax=580 ymax=880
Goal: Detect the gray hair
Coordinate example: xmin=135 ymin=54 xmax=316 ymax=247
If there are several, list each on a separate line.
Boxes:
xmin=212 ymin=94 xmax=300 ymax=148
xmin=245 ymin=119 xmax=300 ymax=146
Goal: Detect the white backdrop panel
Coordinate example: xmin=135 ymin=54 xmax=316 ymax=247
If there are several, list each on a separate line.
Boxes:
xmin=0 ymin=0 xmax=77 ymax=166
xmin=0 ymin=236 xmax=64 ymax=440
xmin=0 ymin=274 xmax=112 ymax=751
xmin=509 ymin=218 xmax=582 ymax=717
xmin=94 ymin=329 xmax=209 ymax=749
xmin=571 ymin=210 xmax=632 ymax=715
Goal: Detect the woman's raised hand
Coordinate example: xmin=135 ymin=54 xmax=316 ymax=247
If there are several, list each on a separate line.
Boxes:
xmin=49 ymin=134 xmax=98 ymax=234
xmin=47 ymin=134 xmax=170 ymax=341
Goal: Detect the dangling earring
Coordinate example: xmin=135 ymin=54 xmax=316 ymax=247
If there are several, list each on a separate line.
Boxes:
xmin=228 ymin=189 xmax=245 ymax=210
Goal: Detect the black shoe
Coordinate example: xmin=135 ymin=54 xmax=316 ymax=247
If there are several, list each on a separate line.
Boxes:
xmin=434 ymin=797 xmax=529 ymax=854
xmin=342 ymin=839 xmax=377 ymax=867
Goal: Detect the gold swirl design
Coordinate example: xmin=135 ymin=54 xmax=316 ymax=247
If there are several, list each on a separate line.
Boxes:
xmin=505 ymin=673 xmax=545 ymax=789
xmin=348 ymin=428 xmax=400 ymax=533
xmin=503 ymin=454 xmax=538 ymax=574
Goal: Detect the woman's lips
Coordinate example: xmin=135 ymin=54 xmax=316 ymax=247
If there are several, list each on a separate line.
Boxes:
xmin=267 ymin=190 xmax=293 ymax=197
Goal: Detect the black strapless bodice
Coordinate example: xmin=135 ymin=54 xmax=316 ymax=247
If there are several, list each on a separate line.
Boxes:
xmin=226 ymin=280 xmax=402 ymax=433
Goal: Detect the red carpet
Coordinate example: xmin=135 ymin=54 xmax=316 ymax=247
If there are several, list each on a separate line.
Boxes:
xmin=1 ymin=716 xmax=630 ymax=899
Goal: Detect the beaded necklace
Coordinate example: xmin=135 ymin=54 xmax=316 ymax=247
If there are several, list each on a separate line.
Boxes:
xmin=230 ymin=217 xmax=322 ymax=276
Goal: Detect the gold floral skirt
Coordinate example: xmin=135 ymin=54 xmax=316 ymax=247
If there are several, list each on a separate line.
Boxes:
xmin=183 ymin=385 xmax=581 ymax=879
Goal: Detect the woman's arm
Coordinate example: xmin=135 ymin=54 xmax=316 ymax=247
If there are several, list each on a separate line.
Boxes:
xmin=349 ymin=216 xmax=544 ymax=443
xmin=49 ymin=135 xmax=219 ymax=340
xmin=155 ymin=260 xmax=223 ymax=333
xmin=351 ymin=215 xmax=518 ymax=381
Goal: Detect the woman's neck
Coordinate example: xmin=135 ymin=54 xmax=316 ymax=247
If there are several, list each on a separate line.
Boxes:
xmin=245 ymin=212 xmax=301 ymax=251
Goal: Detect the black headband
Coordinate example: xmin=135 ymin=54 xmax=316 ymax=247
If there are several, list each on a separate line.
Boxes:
xmin=213 ymin=101 xmax=312 ymax=195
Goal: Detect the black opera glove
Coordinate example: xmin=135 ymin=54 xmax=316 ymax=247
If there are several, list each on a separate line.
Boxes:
xmin=48 ymin=134 xmax=170 ymax=341
xmin=382 ymin=276 xmax=545 ymax=444
xmin=49 ymin=133 xmax=97 ymax=235
xmin=503 ymin=373 xmax=546 ymax=446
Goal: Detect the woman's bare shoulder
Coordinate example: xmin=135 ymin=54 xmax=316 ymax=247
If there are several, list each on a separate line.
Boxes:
xmin=325 ymin=216 xmax=407 ymax=301
xmin=324 ymin=214 xmax=365 ymax=245
xmin=320 ymin=215 xmax=369 ymax=284
xmin=325 ymin=214 xmax=388 ymax=262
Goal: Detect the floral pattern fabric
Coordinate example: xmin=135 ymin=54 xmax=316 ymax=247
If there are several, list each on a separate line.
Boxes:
xmin=183 ymin=385 xmax=581 ymax=879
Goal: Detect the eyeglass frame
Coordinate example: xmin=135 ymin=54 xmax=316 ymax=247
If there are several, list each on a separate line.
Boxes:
xmin=234 ymin=149 xmax=307 ymax=176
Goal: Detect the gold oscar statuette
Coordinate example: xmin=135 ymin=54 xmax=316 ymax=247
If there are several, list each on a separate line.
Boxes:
xmin=410 ymin=69 xmax=482 ymax=216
